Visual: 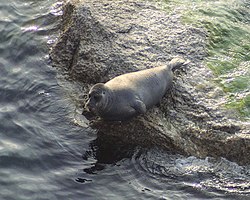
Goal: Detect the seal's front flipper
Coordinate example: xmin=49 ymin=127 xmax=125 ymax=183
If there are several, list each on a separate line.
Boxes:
xmin=133 ymin=99 xmax=147 ymax=114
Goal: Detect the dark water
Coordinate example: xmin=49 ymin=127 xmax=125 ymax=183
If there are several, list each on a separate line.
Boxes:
xmin=1 ymin=0 xmax=250 ymax=199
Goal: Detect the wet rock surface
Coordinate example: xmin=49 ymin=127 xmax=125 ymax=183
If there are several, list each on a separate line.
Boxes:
xmin=50 ymin=0 xmax=250 ymax=164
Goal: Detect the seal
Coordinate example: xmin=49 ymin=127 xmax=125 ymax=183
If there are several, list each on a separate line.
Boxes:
xmin=85 ymin=58 xmax=186 ymax=121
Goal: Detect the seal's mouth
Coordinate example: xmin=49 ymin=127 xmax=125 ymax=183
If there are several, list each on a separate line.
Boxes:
xmin=82 ymin=101 xmax=99 ymax=120
xmin=84 ymin=101 xmax=98 ymax=114
xmin=88 ymin=106 xmax=97 ymax=114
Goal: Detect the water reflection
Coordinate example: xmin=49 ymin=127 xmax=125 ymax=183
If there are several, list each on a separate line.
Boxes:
xmin=79 ymin=136 xmax=250 ymax=197
xmin=81 ymin=132 xmax=137 ymax=175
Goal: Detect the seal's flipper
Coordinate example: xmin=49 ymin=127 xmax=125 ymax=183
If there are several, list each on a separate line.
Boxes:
xmin=133 ymin=99 xmax=147 ymax=114
xmin=168 ymin=57 xmax=190 ymax=71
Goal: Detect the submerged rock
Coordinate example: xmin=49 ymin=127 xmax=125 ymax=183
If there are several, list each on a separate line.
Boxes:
xmin=50 ymin=0 xmax=250 ymax=164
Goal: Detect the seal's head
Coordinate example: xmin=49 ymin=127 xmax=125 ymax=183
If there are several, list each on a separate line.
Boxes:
xmin=85 ymin=83 xmax=111 ymax=116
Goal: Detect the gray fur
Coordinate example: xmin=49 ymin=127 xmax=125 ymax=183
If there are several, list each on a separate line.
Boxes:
xmin=85 ymin=58 xmax=185 ymax=121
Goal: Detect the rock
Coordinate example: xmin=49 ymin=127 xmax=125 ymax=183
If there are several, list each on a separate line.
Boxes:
xmin=50 ymin=0 xmax=250 ymax=165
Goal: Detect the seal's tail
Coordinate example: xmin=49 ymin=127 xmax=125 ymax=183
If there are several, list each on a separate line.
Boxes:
xmin=168 ymin=57 xmax=190 ymax=71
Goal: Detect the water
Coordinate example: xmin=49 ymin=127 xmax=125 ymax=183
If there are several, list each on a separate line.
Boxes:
xmin=0 ymin=0 xmax=250 ymax=199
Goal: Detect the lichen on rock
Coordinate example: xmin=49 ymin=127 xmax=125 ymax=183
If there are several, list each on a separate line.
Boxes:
xmin=50 ymin=0 xmax=250 ymax=165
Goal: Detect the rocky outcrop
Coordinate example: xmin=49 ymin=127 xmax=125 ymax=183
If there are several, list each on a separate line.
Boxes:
xmin=50 ymin=0 xmax=250 ymax=164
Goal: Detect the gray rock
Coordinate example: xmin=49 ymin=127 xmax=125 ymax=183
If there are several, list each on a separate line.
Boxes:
xmin=50 ymin=0 xmax=250 ymax=165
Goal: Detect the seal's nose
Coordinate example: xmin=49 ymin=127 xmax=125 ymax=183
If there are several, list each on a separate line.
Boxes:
xmin=82 ymin=103 xmax=96 ymax=119
xmin=84 ymin=100 xmax=96 ymax=113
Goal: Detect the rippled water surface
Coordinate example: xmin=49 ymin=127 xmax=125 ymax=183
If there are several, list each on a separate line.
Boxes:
xmin=1 ymin=0 xmax=250 ymax=199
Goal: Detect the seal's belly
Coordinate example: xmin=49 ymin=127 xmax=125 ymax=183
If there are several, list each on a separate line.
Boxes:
xmin=131 ymin=73 xmax=172 ymax=108
xmin=138 ymin=79 xmax=167 ymax=107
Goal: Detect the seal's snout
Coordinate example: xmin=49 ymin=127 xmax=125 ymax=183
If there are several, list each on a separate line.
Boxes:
xmin=82 ymin=101 xmax=97 ymax=120
xmin=87 ymin=106 xmax=94 ymax=113
xmin=84 ymin=99 xmax=97 ymax=114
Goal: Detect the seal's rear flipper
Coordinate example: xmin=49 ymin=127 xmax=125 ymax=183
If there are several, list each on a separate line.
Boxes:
xmin=169 ymin=57 xmax=190 ymax=71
